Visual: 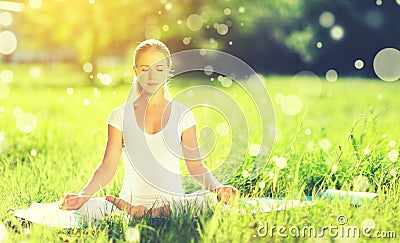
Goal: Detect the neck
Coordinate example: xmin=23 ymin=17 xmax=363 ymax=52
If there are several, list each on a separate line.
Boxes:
xmin=141 ymin=89 xmax=166 ymax=106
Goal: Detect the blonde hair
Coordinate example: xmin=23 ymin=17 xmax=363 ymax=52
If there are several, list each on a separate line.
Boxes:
xmin=132 ymin=39 xmax=172 ymax=99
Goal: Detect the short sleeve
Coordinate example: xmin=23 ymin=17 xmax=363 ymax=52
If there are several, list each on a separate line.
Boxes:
xmin=106 ymin=107 xmax=123 ymax=131
xmin=178 ymin=107 xmax=196 ymax=135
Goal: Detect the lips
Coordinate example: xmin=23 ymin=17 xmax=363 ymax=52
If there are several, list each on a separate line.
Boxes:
xmin=147 ymin=83 xmax=159 ymax=87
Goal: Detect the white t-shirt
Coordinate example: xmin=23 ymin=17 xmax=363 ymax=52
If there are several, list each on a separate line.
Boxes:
xmin=106 ymin=101 xmax=197 ymax=207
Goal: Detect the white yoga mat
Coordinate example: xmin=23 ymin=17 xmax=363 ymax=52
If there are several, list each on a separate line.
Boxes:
xmin=13 ymin=197 xmax=313 ymax=228
xmin=241 ymin=198 xmax=312 ymax=213
xmin=14 ymin=198 xmax=119 ymax=229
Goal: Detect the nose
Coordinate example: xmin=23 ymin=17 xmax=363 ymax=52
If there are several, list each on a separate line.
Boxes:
xmin=148 ymin=67 xmax=155 ymax=80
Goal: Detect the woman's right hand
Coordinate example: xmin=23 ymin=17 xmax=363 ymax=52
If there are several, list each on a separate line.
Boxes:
xmin=59 ymin=193 xmax=89 ymax=210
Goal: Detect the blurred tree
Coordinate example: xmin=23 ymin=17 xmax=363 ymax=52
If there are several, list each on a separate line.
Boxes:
xmin=11 ymin=0 xmax=400 ymax=79
xmin=13 ymin=0 xmax=199 ymax=83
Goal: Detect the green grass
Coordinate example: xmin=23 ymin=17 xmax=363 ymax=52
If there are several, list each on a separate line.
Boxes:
xmin=0 ymin=65 xmax=399 ymax=242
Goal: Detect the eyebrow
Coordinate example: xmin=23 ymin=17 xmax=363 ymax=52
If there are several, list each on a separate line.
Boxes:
xmin=139 ymin=64 xmax=165 ymax=67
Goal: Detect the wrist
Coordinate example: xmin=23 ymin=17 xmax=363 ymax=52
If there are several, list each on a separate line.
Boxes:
xmin=210 ymin=184 xmax=223 ymax=193
xmin=78 ymin=191 xmax=92 ymax=198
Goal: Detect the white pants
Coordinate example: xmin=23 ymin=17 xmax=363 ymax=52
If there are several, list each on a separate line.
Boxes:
xmin=14 ymin=191 xmax=218 ymax=228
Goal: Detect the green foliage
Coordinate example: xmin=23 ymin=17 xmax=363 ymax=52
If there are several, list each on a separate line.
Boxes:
xmin=1 ymin=69 xmax=399 ymax=241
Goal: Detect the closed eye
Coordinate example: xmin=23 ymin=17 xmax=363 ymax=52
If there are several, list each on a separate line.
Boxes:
xmin=140 ymin=65 xmax=165 ymax=72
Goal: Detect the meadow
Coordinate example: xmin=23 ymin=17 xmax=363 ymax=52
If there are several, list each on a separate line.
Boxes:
xmin=0 ymin=64 xmax=399 ymax=242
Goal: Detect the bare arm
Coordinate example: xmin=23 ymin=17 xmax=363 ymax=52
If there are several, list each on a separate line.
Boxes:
xmin=182 ymin=126 xmax=222 ymax=191
xmin=79 ymin=125 xmax=123 ymax=196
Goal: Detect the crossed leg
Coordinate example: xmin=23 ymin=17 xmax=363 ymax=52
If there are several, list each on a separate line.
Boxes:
xmin=105 ymin=195 xmax=170 ymax=218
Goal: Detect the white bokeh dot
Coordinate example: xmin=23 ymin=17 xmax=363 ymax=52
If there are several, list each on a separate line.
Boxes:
xmin=0 ymin=30 xmax=17 ymax=55
xmin=29 ymin=0 xmax=42 ymax=9
xmin=30 ymin=67 xmax=42 ymax=78
xmin=16 ymin=112 xmax=38 ymax=133
xmin=249 ymin=144 xmax=261 ymax=156
xmin=182 ymin=37 xmax=191 ymax=45
xmin=125 ymin=227 xmax=140 ymax=243
xmin=269 ymin=172 xmax=275 ymax=179
xmin=0 ymin=11 xmax=13 ymax=27
xmin=319 ymin=138 xmax=332 ymax=151
xmin=99 ymin=73 xmax=112 ymax=85
xmin=186 ymin=14 xmax=203 ymax=31
xmin=281 ymin=95 xmax=302 ymax=116
xmin=221 ymin=76 xmax=232 ymax=88
xmin=187 ymin=90 xmax=194 ymax=97
xmin=330 ymin=25 xmax=344 ymax=41
xmin=373 ymin=48 xmax=400 ymax=82
xmin=93 ymin=87 xmax=101 ymax=99
xmin=30 ymin=149 xmax=37 ymax=156
xmin=83 ymin=62 xmax=93 ymax=73
xmin=352 ymin=175 xmax=369 ymax=191
xmin=326 ymin=69 xmax=338 ymax=82
xmin=361 ymin=218 xmax=376 ymax=230
xmin=273 ymin=156 xmax=287 ymax=169
xmin=1 ymin=69 xmax=14 ymax=83
xmin=319 ymin=11 xmax=335 ymax=28
xmin=66 ymin=87 xmax=74 ymax=95
xmin=388 ymin=150 xmax=399 ymax=162
xmin=83 ymin=98 xmax=90 ymax=106
xmin=224 ymin=8 xmax=231 ymax=16
xmin=354 ymin=59 xmax=364 ymax=69
xmin=204 ymin=65 xmax=213 ymax=76
xmin=388 ymin=140 xmax=396 ymax=148
xmin=216 ymin=24 xmax=229 ymax=35
xmin=0 ymin=222 xmax=7 ymax=242
xmin=165 ymin=3 xmax=172 ymax=11
xmin=216 ymin=122 xmax=230 ymax=136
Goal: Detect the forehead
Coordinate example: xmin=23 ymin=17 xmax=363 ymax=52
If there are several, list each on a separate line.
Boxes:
xmin=137 ymin=50 xmax=168 ymax=66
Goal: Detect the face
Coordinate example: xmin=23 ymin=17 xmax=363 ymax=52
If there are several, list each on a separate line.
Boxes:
xmin=134 ymin=49 xmax=170 ymax=95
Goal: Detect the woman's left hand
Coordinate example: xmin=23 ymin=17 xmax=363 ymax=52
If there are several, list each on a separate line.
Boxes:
xmin=105 ymin=195 xmax=149 ymax=217
xmin=105 ymin=195 xmax=170 ymax=217
xmin=212 ymin=185 xmax=239 ymax=204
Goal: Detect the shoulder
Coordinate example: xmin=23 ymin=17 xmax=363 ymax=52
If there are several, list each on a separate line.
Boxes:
xmin=172 ymin=101 xmax=191 ymax=115
xmin=109 ymin=102 xmax=130 ymax=115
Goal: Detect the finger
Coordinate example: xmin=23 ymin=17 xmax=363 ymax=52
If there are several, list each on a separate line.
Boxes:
xmin=232 ymin=188 xmax=238 ymax=195
xmin=59 ymin=197 xmax=70 ymax=209
xmin=60 ymin=199 xmax=73 ymax=210
xmin=106 ymin=196 xmax=130 ymax=211
xmin=132 ymin=205 xmax=148 ymax=217
xmin=63 ymin=194 xmax=75 ymax=200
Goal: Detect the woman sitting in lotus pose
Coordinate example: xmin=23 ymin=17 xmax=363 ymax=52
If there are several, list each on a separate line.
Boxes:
xmin=60 ymin=39 xmax=238 ymax=218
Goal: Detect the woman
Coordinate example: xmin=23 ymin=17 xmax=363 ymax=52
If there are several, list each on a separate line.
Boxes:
xmin=60 ymin=39 xmax=238 ymax=218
